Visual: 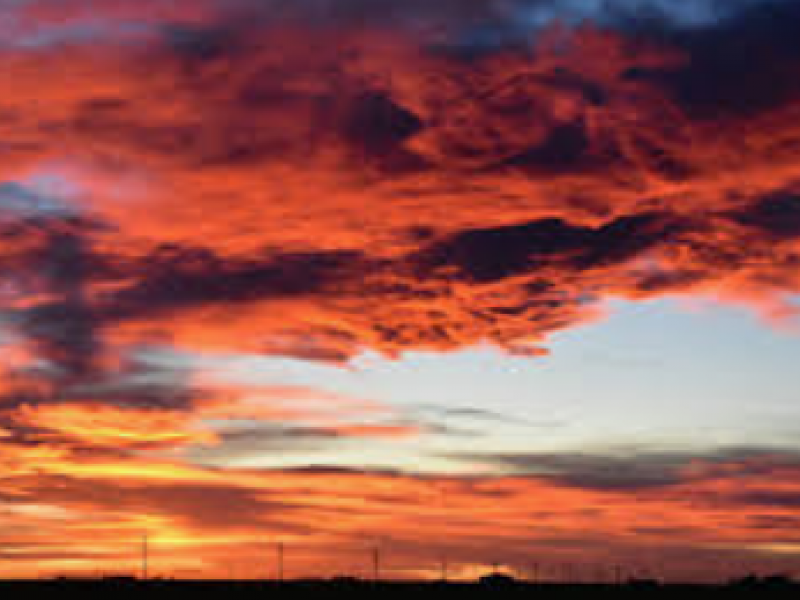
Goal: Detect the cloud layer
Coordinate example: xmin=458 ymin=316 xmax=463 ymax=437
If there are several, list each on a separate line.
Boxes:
xmin=3 ymin=1 xmax=800 ymax=366
xmin=3 ymin=443 xmax=800 ymax=580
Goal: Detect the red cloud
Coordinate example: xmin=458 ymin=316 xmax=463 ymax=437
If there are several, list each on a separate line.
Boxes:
xmin=2 ymin=21 xmax=799 ymax=363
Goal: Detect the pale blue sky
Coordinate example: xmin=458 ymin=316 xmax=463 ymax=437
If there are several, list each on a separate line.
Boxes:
xmin=172 ymin=298 xmax=800 ymax=471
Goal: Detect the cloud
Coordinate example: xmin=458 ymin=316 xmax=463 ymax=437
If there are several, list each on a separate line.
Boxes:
xmin=444 ymin=446 xmax=800 ymax=491
xmin=100 ymin=248 xmax=365 ymax=322
xmin=639 ymin=0 xmax=800 ymax=117
xmin=2 ymin=447 xmax=800 ymax=579
xmin=186 ymin=421 xmax=421 ymax=467
xmin=449 ymin=450 xmax=692 ymax=490
xmin=10 ymin=402 xmax=218 ymax=450
xmin=2 ymin=2 xmax=798 ymax=364
xmin=9 ymin=1 xmax=782 ymax=46
xmin=734 ymin=193 xmax=800 ymax=241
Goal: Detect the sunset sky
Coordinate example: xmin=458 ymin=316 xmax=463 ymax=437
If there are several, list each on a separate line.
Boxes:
xmin=2 ymin=0 xmax=800 ymax=582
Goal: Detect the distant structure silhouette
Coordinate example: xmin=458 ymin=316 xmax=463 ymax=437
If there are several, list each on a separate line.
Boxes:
xmin=372 ymin=547 xmax=381 ymax=582
xmin=479 ymin=571 xmax=518 ymax=587
xmin=731 ymin=573 xmax=796 ymax=590
xmin=276 ymin=543 xmax=284 ymax=582
xmin=528 ymin=561 xmax=539 ymax=583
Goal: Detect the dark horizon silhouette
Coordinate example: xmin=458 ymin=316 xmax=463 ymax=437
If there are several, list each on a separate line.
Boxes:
xmin=0 ymin=572 xmax=798 ymax=599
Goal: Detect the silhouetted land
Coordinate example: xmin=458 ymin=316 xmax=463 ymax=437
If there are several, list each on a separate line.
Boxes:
xmin=0 ymin=577 xmax=797 ymax=598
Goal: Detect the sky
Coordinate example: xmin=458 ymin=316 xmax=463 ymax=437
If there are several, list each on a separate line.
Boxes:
xmin=1 ymin=0 xmax=800 ymax=582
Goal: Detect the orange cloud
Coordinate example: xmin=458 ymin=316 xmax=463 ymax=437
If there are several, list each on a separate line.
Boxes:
xmin=11 ymin=402 xmax=218 ymax=449
xmin=1 ymin=449 xmax=800 ymax=581
xmin=1 ymin=21 xmax=797 ymax=363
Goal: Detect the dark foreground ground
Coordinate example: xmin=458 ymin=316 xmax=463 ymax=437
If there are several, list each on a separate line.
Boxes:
xmin=0 ymin=578 xmax=798 ymax=598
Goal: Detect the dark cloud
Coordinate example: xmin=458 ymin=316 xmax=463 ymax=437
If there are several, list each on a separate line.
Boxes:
xmin=20 ymin=474 xmax=305 ymax=530
xmin=1 ymin=218 xmax=109 ymax=380
xmin=454 ymin=451 xmax=690 ymax=490
xmin=173 ymin=0 xmax=791 ymax=48
xmin=748 ymin=514 xmax=800 ymax=530
xmin=735 ymin=491 xmax=800 ymax=509
xmin=418 ymin=405 xmax=528 ymax=424
xmin=415 ymin=213 xmax=682 ymax=283
xmin=634 ymin=0 xmax=800 ymax=118
xmin=733 ymin=193 xmax=800 ymax=241
xmin=342 ymin=91 xmax=426 ymax=173
xmin=101 ymin=247 xmax=365 ymax=321
xmin=186 ymin=424 xmax=352 ymax=465
xmin=447 ymin=447 xmax=800 ymax=491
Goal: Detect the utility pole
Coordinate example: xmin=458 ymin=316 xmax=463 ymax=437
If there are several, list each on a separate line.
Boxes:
xmin=277 ymin=543 xmax=285 ymax=582
xmin=529 ymin=562 xmax=539 ymax=584
xmin=372 ymin=547 xmax=381 ymax=582
xmin=615 ymin=565 xmax=624 ymax=585
xmin=141 ymin=533 xmax=148 ymax=581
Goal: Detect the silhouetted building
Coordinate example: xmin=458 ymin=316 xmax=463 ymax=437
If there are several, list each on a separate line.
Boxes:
xmin=478 ymin=572 xmax=518 ymax=587
xmin=730 ymin=574 xmax=795 ymax=590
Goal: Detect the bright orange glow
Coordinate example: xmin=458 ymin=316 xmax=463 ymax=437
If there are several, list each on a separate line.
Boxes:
xmin=2 ymin=451 xmax=800 ymax=581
